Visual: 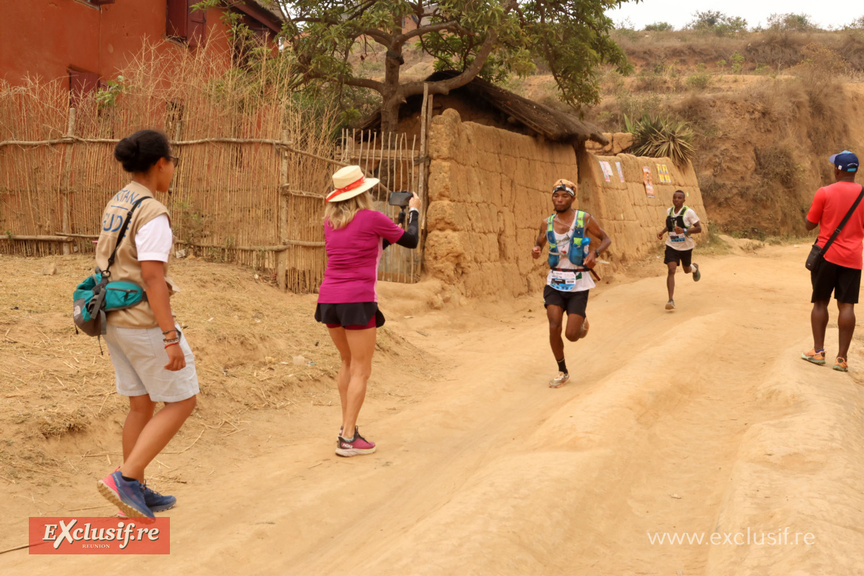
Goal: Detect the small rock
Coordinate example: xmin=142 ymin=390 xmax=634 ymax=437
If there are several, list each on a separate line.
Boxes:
xmin=42 ymin=263 xmax=57 ymax=275
xmin=265 ymin=356 xmax=276 ymax=364
xmin=292 ymin=355 xmax=307 ymax=366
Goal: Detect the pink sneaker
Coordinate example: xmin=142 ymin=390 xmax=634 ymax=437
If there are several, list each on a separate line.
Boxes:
xmin=335 ymin=429 xmax=376 ymax=457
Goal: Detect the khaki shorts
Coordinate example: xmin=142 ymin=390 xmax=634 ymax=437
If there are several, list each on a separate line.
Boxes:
xmin=104 ymin=323 xmax=199 ymax=403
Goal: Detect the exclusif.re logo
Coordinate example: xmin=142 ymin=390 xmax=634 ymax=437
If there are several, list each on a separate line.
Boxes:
xmin=29 ymin=517 xmax=170 ymax=554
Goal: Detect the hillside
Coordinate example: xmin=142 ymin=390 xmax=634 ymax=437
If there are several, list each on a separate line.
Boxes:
xmin=540 ymin=28 xmax=864 ymax=238
xmin=375 ymin=27 xmax=864 ymax=238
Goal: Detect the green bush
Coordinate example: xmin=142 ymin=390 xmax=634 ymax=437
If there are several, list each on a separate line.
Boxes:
xmin=686 ymin=73 xmax=711 ymax=90
xmin=767 ymin=13 xmax=817 ymax=31
xmin=644 ymin=22 xmax=674 ymax=32
xmin=845 ymin=16 xmax=864 ymax=30
xmin=687 ymin=11 xmax=748 ymax=35
xmin=731 ymin=52 xmax=745 ymax=73
xmin=624 ymin=114 xmax=695 ymax=166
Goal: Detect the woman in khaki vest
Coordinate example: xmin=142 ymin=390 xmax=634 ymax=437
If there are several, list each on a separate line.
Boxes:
xmin=95 ymin=130 xmax=199 ymax=518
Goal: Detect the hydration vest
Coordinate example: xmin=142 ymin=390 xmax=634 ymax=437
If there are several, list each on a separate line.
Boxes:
xmin=547 ymin=211 xmax=590 ymax=268
xmin=666 ymin=206 xmax=690 ymax=232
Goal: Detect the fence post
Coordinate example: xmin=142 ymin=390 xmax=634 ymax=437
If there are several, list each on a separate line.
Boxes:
xmin=277 ymin=129 xmax=289 ymax=291
xmin=60 ymin=108 xmax=77 ymax=256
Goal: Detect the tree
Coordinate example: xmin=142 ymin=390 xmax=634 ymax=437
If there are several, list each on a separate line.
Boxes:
xmin=766 ymin=13 xmax=816 ymax=32
xmin=687 ymin=10 xmax=748 ymax=36
xmin=262 ymin=0 xmax=640 ymax=134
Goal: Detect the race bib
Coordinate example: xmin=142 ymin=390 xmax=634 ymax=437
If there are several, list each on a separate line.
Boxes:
xmin=549 ymin=270 xmax=581 ymax=292
xmin=670 ymin=233 xmax=686 ymax=243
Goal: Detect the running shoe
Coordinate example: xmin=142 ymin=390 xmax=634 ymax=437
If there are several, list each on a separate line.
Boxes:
xmin=97 ymin=471 xmax=154 ymax=518
xmin=579 ymin=318 xmax=589 ymax=339
xmin=833 ymin=357 xmax=848 ymax=372
xmin=142 ymin=483 xmax=176 ymax=512
xmin=549 ymin=372 xmax=570 ymax=388
xmin=665 ymin=300 xmax=675 ymax=310
xmin=335 ymin=429 xmax=376 ymax=457
xmin=800 ymin=348 xmax=826 ymax=365
xmin=692 ymin=263 xmax=701 ymax=282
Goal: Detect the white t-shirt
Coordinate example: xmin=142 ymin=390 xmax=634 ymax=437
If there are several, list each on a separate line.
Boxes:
xmin=545 ymin=214 xmax=595 ymax=292
xmin=665 ymin=206 xmax=700 ymax=251
xmin=135 ymin=214 xmax=173 ymax=262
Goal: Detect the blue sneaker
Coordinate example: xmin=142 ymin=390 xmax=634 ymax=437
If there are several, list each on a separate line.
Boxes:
xmin=97 ymin=471 xmax=154 ymax=518
xmin=142 ymin=483 xmax=176 ymax=512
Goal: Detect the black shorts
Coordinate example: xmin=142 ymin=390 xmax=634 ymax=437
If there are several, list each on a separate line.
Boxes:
xmin=811 ymin=260 xmax=861 ymax=304
xmin=315 ymin=302 xmax=385 ymax=329
xmin=543 ymin=286 xmax=589 ymax=317
xmin=664 ymin=245 xmax=692 ymax=267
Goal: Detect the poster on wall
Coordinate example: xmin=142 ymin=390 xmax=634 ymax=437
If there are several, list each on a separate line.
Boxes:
xmin=656 ymin=163 xmax=672 ymax=184
xmin=599 ymin=160 xmax=613 ymax=183
xmin=616 ymin=162 xmax=625 ymax=183
xmin=642 ymin=166 xmax=655 ymax=198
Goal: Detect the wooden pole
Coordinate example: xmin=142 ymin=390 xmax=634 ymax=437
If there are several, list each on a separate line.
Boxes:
xmin=277 ymin=128 xmax=289 ymax=291
xmin=60 ymin=108 xmax=76 ymax=256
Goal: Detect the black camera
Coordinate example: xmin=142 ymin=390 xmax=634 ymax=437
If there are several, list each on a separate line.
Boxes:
xmin=388 ymin=191 xmax=413 ymax=208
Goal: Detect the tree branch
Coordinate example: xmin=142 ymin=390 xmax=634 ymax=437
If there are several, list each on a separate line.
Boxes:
xmin=397 ymin=20 xmax=459 ymax=44
xmin=344 ymin=77 xmax=385 ymax=93
xmin=358 ymin=28 xmax=393 ymax=46
xmin=401 ymin=28 xmax=499 ymax=98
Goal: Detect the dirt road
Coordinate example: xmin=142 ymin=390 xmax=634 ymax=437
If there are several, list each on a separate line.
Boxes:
xmin=3 ymin=243 xmax=864 ymax=575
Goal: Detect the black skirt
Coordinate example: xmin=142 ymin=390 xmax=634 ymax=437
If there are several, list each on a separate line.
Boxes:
xmin=315 ymin=302 xmax=385 ymax=328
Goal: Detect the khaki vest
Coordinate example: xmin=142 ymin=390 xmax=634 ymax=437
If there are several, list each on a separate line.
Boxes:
xmin=95 ymin=181 xmax=176 ymax=328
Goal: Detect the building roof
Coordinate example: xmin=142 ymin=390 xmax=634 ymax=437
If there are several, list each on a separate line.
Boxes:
xmin=227 ymin=0 xmax=284 ymax=33
xmin=358 ymin=70 xmax=609 ymax=145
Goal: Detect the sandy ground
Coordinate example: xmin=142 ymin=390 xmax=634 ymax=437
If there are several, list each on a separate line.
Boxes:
xmin=2 ymin=242 xmax=864 ymax=575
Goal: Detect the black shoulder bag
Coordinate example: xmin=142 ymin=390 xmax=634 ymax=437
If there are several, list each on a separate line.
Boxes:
xmin=805 ymin=185 xmax=864 ymax=271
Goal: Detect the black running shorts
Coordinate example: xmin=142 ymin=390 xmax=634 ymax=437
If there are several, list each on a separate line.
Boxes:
xmin=543 ymin=286 xmax=589 ymax=317
xmin=664 ymin=245 xmax=693 ymax=267
xmin=811 ymin=260 xmax=862 ymax=304
xmin=315 ymin=302 xmax=385 ymax=329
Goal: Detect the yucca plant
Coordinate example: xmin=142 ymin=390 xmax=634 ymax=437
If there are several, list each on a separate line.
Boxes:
xmin=624 ymin=114 xmax=695 ymax=166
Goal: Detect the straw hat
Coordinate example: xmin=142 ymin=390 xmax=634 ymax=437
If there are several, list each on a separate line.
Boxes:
xmin=326 ymin=165 xmax=379 ymax=203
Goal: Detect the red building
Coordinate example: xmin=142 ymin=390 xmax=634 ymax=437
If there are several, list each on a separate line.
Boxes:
xmin=0 ymin=0 xmax=282 ymax=93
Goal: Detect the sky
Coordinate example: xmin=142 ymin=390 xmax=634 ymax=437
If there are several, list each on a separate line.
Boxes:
xmin=605 ymin=0 xmax=862 ymax=31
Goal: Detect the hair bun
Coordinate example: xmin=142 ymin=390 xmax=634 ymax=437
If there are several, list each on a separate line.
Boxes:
xmin=113 ymin=130 xmax=170 ymax=173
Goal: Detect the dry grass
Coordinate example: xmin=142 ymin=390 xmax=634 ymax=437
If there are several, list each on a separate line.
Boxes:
xmin=0 ymin=253 xmax=430 ymax=484
xmin=0 ymin=37 xmax=339 ymax=289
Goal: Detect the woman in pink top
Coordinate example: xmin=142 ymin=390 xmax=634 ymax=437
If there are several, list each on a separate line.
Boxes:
xmin=315 ymin=165 xmax=421 ymax=456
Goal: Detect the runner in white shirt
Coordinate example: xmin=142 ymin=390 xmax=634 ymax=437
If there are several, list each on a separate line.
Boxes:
xmin=657 ymin=190 xmax=703 ymax=310
xmin=532 ymin=178 xmax=611 ymax=388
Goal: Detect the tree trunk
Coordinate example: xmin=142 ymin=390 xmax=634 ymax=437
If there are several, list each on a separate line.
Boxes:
xmin=380 ymin=91 xmax=401 ymax=136
xmin=381 ymin=45 xmax=403 ymax=136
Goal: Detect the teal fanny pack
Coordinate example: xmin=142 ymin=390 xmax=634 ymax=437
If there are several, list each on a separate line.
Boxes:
xmin=73 ymin=272 xmax=146 ymax=336
xmin=73 ymin=196 xmax=149 ymax=338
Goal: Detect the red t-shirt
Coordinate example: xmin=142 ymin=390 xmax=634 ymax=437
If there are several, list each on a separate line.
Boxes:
xmin=317 ymin=209 xmax=404 ymax=303
xmin=806 ymin=181 xmax=864 ymax=269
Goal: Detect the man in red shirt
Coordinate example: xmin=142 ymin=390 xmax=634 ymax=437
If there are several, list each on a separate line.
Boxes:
xmin=802 ymin=151 xmax=863 ymax=372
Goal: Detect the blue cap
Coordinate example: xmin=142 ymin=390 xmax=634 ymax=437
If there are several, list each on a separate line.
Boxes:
xmin=829 ymin=150 xmax=859 ymax=172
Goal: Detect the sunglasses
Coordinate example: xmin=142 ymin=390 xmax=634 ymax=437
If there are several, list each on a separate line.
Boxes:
xmin=552 ymin=184 xmax=574 ymax=196
xmin=167 ymin=155 xmax=180 ymax=168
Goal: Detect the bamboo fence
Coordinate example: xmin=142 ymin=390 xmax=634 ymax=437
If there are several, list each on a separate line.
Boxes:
xmin=338 ymin=128 xmax=426 ymax=284
xmin=0 ymin=40 xmax=341 ymax=292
